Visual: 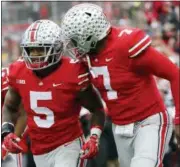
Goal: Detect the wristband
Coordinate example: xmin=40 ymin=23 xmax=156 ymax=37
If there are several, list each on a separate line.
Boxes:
xmin=90 ymin=126 xmax=102 ymax=138
xmin=1 ymin=122 xmax=14 ymax=141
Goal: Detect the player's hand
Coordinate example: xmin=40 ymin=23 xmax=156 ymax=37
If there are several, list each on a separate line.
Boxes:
xmin=2 ymin=133 xmax=28 ymax=154
xmin=80 ymin=135 xmax=99 ymax=159
xmin=175 ymin=125 xmax=180 ymax=149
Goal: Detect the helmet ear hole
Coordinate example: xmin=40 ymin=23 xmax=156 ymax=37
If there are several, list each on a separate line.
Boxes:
xmin=91 ymin=41 xmax=96 ymax=48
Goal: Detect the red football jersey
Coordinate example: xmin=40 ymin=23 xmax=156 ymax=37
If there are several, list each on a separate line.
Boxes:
xmin=8 ymin=57 xmax=89 ymax=155
xmin=89 ymin=27 xmax=166 ymax=125
xmin=1 ymin=67 xmax=9 ymax=107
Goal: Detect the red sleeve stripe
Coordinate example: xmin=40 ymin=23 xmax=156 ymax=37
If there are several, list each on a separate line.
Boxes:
xmin=129 ymin=35 xmax=152 ymax=58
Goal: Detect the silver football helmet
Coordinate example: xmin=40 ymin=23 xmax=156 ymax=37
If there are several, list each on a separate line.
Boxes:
xmin=61 ymin=3 xmax=111 ymax=58
xmin=21 ymin=20 xmax=63 ymax=70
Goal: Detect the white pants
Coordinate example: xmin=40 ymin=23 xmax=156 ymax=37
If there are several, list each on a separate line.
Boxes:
xmin=33 ymin=136 xmax=87 ymax=167
xmin=112 ymin=110 xmax=173 ymax=167
xmin=2 ymin=153 xmax=23 ymax=167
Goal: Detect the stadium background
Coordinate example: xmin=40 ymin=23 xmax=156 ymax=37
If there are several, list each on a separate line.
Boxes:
xmin=1 ymin=1 xmax=180 ymax=167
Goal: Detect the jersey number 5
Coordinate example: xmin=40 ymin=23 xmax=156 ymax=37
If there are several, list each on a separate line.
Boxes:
xmin=92 ymin=66 xmax=117 ymax=100
xmin=30 ymin=91 xmax=54 ymax=128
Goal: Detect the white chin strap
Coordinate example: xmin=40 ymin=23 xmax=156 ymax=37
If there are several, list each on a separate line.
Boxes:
xmin=86 ymin=55 xmax=96 ymax=78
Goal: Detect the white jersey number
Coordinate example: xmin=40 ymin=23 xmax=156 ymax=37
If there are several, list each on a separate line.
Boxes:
xmin=30 ymin=91 xmax=54 ymax=128
xmin=92 ymin=66 xmax=117 ymax=100
xmin=118 ymin=29 xmax=133 ymax=37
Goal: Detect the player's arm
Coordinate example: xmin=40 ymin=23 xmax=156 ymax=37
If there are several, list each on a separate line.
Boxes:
xmin=77 ymin=84 xmax=106 ymax=159
xmin=78 ymin=84 xmax=105 ymax=129
xmin=76 ymin=64 xmax=105 ymax=130
xmin=2 ymin=86 xmax=28 ymax=159
xmin=130 ymin=46 xmax=180 ymax=146
xmin=2 ymin=86 xmax=21 ymax=128
xmin=131 ymin=46 xmax=179 ymax=123
xmin=127 ymin=28 xmax=179 ymax=125
xmin=2 ymin=86 xmax=21 ymax=141
xmin=15 ymin=103 xmax=27 ymax=137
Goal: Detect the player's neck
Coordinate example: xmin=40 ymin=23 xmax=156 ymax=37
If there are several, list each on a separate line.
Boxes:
xmin=33 ymin=62 xmax=61 ymax=78
xmin=94 ymin=28 xmax=111 ymax=54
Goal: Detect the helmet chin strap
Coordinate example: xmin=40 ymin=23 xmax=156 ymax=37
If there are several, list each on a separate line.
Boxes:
xmin=85 ymin=55 xmax=96 ymax=78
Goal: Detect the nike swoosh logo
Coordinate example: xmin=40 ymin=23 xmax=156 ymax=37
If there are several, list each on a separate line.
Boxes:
xmin=53 ymin=83 xmax=62 ymax=87
xmin=105 ymin=58 xmax=113 ymax=62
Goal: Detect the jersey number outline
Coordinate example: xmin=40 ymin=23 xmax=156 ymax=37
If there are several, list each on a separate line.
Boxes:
xmin=30 ymin=91 xmax=54 ymax=128
xmin=92 ymin=66 xmax=117 ymax=100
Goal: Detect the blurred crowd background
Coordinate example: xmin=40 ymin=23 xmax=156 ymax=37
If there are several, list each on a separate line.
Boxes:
xmin=1 ymin=1 xmax=180 ymax=167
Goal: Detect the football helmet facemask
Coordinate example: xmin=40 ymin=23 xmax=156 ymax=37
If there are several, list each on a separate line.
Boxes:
xmin=21 ymin=20 xmax=63 ymax=70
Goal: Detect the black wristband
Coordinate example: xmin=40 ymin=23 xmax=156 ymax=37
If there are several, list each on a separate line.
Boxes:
xmin=1 ymin=122 xmax=14 ymax=142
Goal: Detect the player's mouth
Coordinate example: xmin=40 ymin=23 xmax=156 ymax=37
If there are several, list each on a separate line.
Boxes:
xmin=31 ymin=56 xmax=45 ymax=63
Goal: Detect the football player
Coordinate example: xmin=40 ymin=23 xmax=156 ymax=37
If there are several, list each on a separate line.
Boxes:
xmin=61 ymin=3 xmax=179 ymax=167
xmin=1 ymin=67 xmax=28 ymax=167
xmin=2 ymin=20 xmax=105 ymax=167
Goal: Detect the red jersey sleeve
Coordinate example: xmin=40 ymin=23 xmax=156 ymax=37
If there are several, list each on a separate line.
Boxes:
xmin=1 ymin=68 xmax=9 ymax=94
xmin=1 ymin=68 xmax=9 ymax=103
xmin=75 ymin=61 xmax=90 ymax=91
xmin=65 ymin=58 xmax=90 ymax=91
xmin=128 ymin=28 xmax=152 ymax=58
xmin=130 ymin=46 xmax=180 ymax=124
xmin=7 ymin=62 xmax=22 ymax=92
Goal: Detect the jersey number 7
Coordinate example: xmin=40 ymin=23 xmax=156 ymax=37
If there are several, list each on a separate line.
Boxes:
xmin=92 ymin=66 xmax=117 ymax=100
